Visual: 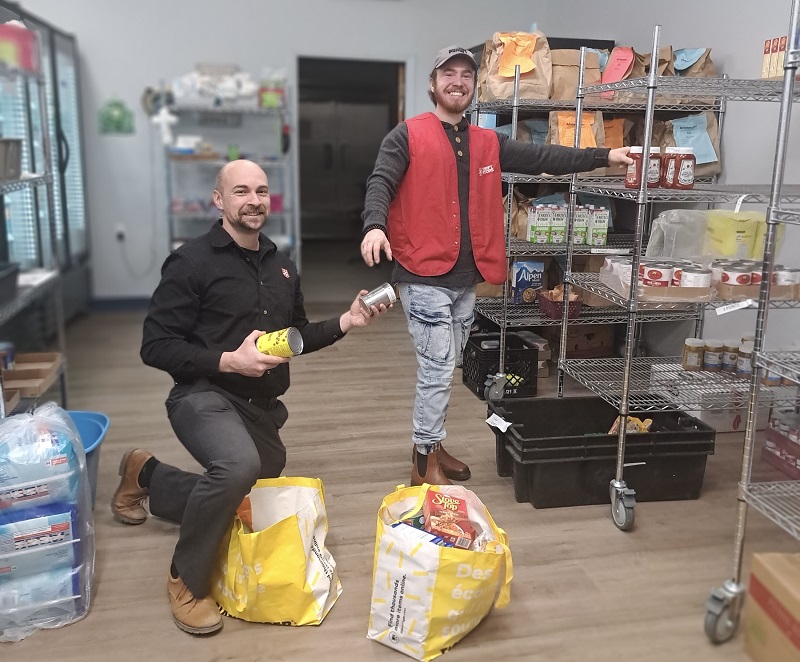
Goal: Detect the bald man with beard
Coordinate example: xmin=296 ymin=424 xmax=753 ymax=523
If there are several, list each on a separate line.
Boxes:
xmin=111 ymin=160 xmax=389 ymax=635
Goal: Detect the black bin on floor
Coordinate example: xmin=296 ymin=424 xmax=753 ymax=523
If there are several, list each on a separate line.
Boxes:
xmin=462 ymin=332 xmax=537 ymax=400
xmin=487 ymin=396 xmax=716 ymax=508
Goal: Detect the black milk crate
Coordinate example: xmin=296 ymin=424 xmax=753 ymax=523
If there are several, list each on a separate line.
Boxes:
xmin=487 ymin=396 xmax=716 ymax=508
xmin=462 ymin=332 xmax=537 ymax=400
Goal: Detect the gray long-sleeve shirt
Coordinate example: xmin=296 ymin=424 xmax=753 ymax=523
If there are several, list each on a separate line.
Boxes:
xmin=362 ymin=116 xmax=610 ymax=287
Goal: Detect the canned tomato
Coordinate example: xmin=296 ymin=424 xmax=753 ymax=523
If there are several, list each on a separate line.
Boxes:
xmin=671 ymin=265 xmax=684 ymax=286
xmin=773 ymin=267 xmax=800 ymax=286
xmin=641 ymin=263 xmax=673 ymax=285
xmin=721 ymin=265 xmax=752 ymax=286
xmin=679 ymin=267 xmax=712 ymax=288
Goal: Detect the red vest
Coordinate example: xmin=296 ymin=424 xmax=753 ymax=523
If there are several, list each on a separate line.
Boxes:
xmin=387 ymin=113 xmax=506 ymax=285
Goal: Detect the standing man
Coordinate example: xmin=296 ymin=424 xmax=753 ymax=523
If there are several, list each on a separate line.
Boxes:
xmin=112 ymin=160 xmax=388 ymax=635
xmin=361 ymin=45 xmax=632 ymax=486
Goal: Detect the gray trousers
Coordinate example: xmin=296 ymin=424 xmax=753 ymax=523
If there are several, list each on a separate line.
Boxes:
xmin=148 ymin=379 xmax=288 ymax=598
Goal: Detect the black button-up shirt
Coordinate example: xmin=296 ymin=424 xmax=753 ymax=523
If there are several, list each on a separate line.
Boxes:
xmin=141 ymin=220 xmax=344 ymax=400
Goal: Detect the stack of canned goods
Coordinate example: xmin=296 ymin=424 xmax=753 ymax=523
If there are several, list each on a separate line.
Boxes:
xmin=604 ymin=256 xmax=714 ymax=289
xmin=712 ymin=257 xmax=800 ymax=295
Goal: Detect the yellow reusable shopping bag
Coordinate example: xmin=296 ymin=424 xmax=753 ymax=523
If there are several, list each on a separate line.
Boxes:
xmin=367 ymin=484 xmax=512 ymax=661
xmin=211 ymin=476 xmax=342 ymax=625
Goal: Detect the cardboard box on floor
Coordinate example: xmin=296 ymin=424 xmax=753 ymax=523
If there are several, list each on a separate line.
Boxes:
xmin=744 ymin=553 xmax=800 ymax=662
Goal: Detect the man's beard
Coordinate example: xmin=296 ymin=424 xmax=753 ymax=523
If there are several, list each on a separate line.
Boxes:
xmin=434 ymin=85 xmax=472 ymax=115
xmin=230 ymin=205 xmax=267 ymax=232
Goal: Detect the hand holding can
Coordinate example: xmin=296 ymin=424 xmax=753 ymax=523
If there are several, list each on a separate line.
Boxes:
xmin=255 ymin=327 xmax=304 ymax=357
xmin=359 ymin=283 xmax=397 ymax=316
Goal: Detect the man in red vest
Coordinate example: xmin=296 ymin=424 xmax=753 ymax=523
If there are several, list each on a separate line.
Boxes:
xmin=361 ymin=45 xmax=632 ymax=485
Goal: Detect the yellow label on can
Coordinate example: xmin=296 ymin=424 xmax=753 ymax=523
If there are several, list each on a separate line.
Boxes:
xmin=256 ymin=328 xmax=295 ymax=357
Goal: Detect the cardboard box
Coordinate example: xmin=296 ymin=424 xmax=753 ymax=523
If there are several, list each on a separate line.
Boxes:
xmin=511 ymin=260 xmax=545 ymax=304
xmin=2 ymin=352 xmax=62 ymax=397
xmin=744 ymin=553 xmax=800 ymax=662
xmin=762 ymin=39 xmax=773 ymax=79
xmin=716 ymin=283 xmax=797 ymax=302
xmin=551 ymin=206 xmax=567 ymax=244
xmin=587 ymin=207 xmax=609 ymax=246
xmin=527 ymin=206 xmax=551 ymax=244
xmin=769 ymin=37 xmax=781 ymax=78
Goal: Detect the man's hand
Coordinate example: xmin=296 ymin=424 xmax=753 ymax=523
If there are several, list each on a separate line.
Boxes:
xmin=219 ymin=329 xmax=290 ymax=377
xmin=608 ymin=146 xmax=634 ymax=166
xmin=361 ymin=228 xmax=393 ymax=267
xmin=339 ymin=289 xmax=392 ymax=333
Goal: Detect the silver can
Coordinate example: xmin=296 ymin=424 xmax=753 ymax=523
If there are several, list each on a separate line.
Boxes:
xmin=359 ymin=282 xmax=397 ymax=316
xmin=679 ymin=267 xmax=712 ymax=288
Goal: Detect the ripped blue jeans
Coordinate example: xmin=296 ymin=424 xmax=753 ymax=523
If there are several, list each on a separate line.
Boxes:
xmin=397 ymin=283 xmax=476 ymax=451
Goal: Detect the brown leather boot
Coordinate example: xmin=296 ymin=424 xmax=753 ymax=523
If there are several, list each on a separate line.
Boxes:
xmin=411 ymin=446 xmax=452 ymax=486
xmin=111 ymin=448 xmax=153 ymax=525
xmin=439 ymin=445 xmax=471 ymax=481
xmin=167 ymin=573 xmax=223 ymax=635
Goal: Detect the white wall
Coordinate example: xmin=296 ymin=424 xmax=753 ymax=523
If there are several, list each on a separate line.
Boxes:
xmin=17 ymin=0 xmax=800 ymax=349
xmin=20 ymin=0 xmax=549 ymax=299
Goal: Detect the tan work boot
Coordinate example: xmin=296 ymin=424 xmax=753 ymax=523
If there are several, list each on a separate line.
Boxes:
xmin=167 ymin=573 xmax=223 ymax=635
xmin=111 ymin=448 xmax=153 ymax=524
xmin=411 ymin=446 xmax=452 ymax=486
xmin=439 ymin=444 xmax=471 ymax=481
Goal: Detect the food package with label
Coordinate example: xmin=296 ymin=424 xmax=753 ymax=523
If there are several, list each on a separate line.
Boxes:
xmin=422 ymin=489 xmax=476 ymax=550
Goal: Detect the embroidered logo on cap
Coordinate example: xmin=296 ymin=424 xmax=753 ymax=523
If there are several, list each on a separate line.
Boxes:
xmin=281 ymin=268 xmax=290 ymax=279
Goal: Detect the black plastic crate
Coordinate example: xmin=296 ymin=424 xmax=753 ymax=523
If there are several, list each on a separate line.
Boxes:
xmin=462 ymin=332 xmax=537 ymax=400
xmin=487 ymin=396 xmax=716 ymax=508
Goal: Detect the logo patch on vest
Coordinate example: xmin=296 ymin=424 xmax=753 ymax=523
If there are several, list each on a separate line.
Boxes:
xmin=478 ymin=165 xmax=495 ymax=176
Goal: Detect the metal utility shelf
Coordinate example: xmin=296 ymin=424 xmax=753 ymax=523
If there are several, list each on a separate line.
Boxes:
xmin=562 ymin=356 xmax=799 ymax=412
xmin=169 ymin=104 xmax=285 ymax=116
xmin=508 ymin=235 xmax=643 ymax=257
xmin=572 ymin=183 xmax=800 ymax=203
xmin=474 ymin=97 xmax=720 ymax=113
xmin=502 ymin=173 xmax=716 ymax=185
xmin=566 ymin=272 xmax=706 ymax=310
xmin=0 ymin=173 xmax=50 ymax=196
xmin=755 ymin=351 xmax=800 ymax=384
xmin=706 ymin=298 xmax=800 ymax=310
xmin=475 ymin=297 xmax=699 ymax=327
xmin=584 ymin=77 xmax=800 ymax=102
xmin=742 ymin=482 xmax=800 ymax=542
xmin=0 ymin=270 xmax=59 ymax=327
xmin=772 ymin=206 xmax=800 ymax=225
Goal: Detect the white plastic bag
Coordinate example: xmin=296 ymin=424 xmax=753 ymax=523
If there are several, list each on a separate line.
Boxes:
xmin=0 ymin=403 xmax=95 ymax=643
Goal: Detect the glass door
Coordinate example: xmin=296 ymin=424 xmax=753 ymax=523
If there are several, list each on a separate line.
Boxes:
xmin=52 ymin=31 xmax=87 ymax=264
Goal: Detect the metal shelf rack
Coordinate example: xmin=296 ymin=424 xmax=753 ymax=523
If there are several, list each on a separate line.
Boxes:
xmin=573 ymin=182 xmax=800 ymax=203
xmin=562 ymin=356 xmax=798 ymax=412
xmin=475 ymin=97 xmax=721 ymax=113
xmin=0 ymin=173 xmax=50 ymax=196
xmin=704 ymin=0 xmax=800 ymax=646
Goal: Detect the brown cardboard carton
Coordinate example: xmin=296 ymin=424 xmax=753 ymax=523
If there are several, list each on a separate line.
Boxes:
xmin=744 ymin=553 xmax=800 ymax=662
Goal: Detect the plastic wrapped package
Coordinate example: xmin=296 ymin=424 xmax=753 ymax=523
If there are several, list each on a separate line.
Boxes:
xmin=0 ymin=403 xmax=94 ymax=643
xmin=646 ymin=209 xmax=708 ymax=261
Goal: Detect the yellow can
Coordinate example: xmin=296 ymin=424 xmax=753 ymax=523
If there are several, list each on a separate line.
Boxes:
xmin=255 ymin=327 xmax=304 ymax=357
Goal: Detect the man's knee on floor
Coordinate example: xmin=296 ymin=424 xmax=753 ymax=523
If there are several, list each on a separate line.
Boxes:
xmin=206 ymin=452 xmax=261 ymax=497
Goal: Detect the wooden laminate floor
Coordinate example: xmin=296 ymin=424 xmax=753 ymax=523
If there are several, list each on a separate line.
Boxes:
xmin=10 ymin=305 xmax=798 ymax=661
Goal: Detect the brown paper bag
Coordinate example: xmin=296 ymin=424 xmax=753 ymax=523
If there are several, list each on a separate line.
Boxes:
xmin=606 ymin=47 xmax=646 ymax=101
xmin=663 ymin=111 xmax=721 ymax=177
xmin=503 ymin=189 xmax=531 ymax=239
xmin=550 ymin=50 xmax=601 ymax=100
xmin=548 ymin=111 xmax=606 ymax=176
xmin=634 ymin=118 xmax=668 ymax=148
xmin=602 ymin=118 xmax=635 ymax=176
xmin=478 ymin=31 xmax=552 ymax=101
xmin=642 ymin=46 xmax=675 ymax=76
xmin=675 ymin=48 xmax=718 ymax=104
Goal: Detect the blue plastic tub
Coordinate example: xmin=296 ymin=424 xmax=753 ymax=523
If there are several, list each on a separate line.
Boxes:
xmin=67 ymin=411 xmax=110 ymax=508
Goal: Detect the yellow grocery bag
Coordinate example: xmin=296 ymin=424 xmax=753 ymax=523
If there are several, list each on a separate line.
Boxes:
xmin=211 ymin=476 xmax=342 ymax=625
xmin=367 ymin=484 xmax=512 ymax=661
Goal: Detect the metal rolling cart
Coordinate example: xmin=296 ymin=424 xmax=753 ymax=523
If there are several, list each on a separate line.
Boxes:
xmin=558 ymin=28 xmax=800 ymax=531
xmin=472 ymin=66 xmax=705 ymax=403
xmin=705 ymin=0 xmax=800 ymax=644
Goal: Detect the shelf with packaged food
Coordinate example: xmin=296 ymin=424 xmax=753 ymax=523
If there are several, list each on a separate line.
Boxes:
xmin=755 ymin=350 xmax=800 ymax=384
xmin=572 ymin=182 xmax=800 ymax=203
xmin=583 ymin=76 xmax=800 ymax=103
